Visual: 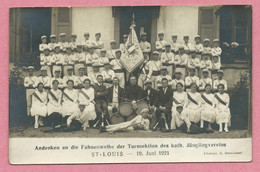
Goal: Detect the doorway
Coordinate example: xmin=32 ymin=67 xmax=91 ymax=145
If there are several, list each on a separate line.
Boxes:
xmin=117 ymin=6 xmax=160 ymax=50
xmin=10 ymin=8 xmax=52 ymax=66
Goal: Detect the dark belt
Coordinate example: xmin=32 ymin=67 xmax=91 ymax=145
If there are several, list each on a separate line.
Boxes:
xmin=114 ymin=69 xmax=124 ymax=73
xmin=86 ymin=64 xmax=92 ymax=67
xmin=152 ymin=71 xmax=160 ymax=76
xmin=176 ymin=65 xmax=186 ymax=68
xmin=162 ymin=63 xmax=172 ymax=66
xmin=75 ymin=62 xmax=85 ymax=64
xmin=196 ymin=52 xmax=202 ymax=55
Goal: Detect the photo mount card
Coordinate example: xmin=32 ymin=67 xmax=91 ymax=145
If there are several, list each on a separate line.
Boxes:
xmin=8 ymin=5 xmax=252 ymax=164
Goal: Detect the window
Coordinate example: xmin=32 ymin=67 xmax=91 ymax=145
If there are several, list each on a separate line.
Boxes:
xmin=201 ymin=9 xmax=213 ymax=24
xmin=217 ymin=5 xmax=252 ymax=63
xmin=58 ymin=7 xmax=70 ymax=22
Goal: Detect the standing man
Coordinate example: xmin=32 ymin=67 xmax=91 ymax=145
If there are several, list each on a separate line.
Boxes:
xmin=88 ymin=63 xmax=102 ymax=85
xmin=39 ymin=35 xmax=49 ymax=57
xmin=75 ymin=65 xmax=88 ymax=89
xmin=187 ymin=48 xmax=200 ymax=76
xmin=93 ymin=75 xmax=109 ymax=126
xmin=85 ymin=45 xmax=99 ymax=74
xmin=139 ymin=32 xmax=151 ymax=53
xmin=185 ymin=67 xmax=200 ymax=93
xmin=40 ymin=47 xmax=52 ymax=77
xmin=156 ymin=66 xmax=172 ymax=90
xmin=51 ymin=45 xmax=64 ymax=76
xmin=174 ymin=46 xmax=189 ymax=79
xmin=171 ymin=34 xmax=180 ymax=54
xmin=69 ymin=33 xmax=78 ymax=52
xmin=156 ymin=32 xmax=168 ymax=51
xmin=119 ymin=34 xmax=128 ymax=50
xmin=73 ymin=44 xmax=86 ymax=76
xmin=48 ymin=35 xmax=57 ymax=54
xmin=137 ymin=49 xmax=150 ymax=89
xmin=107 ymin=40 xmax=117 ymax=62
xmin=110 ymin=49 xmax=125 ymax=88
xmin=194 ymin=35 xmax=204 ymax=60
xmin=58 ymin=33 xmax=69 ymax=53
xmin=172 ymin=69 xmax=185 ymax=92
xmin=51 ymin=68 xmax=64 ymax=89
xmin=147 ymin=51 xmax=162 ymax=89
xmin=101 ymin=59 xmax=115 ymax=88
xmin=92 ymin=32 xmax=104 ymax=55
xmin=63 ymin=66 xmax=77 ymax=88
xmin=213 ymin=70 xmax=227 ymax=92
xmin=107 ymin=77 xmax=124 ymax=117
xmin=199 ymin=69 xmax=213 ymax=93
xmin=63 ymin=46 xmax=74 ymax=76
xmin=156 ymin=78 xmax=173 ymax=131
xmin=81 ymin=32 xmax=92 ymax=50
xmin=161 ymin=43 xmax=175 ymax=77
xmin=182 ymin=35 xmax=192 ymax=54
xmin=24 ymin=66 xmax=38 ymax=116
xmin=203 ymin=38 xmax=212 ymax=53
xmin=38 ymin=66 xmax=51 ymax=90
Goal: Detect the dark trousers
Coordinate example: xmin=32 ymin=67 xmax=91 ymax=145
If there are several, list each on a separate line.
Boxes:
xmin=94 ymin=100 xmax=110 ymax=124
xmin=179 ymin=122 xmax=208 ymax=134
xmin=48 ymin=112 xmax=62 ymax=128
xmin=44 ymin=120 xmax=82 ymax=133
xmin=156 ymin=108 xmax=172 ymax=130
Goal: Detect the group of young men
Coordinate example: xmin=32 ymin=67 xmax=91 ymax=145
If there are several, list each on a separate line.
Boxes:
xmin=23 ymin=31 xmax=231 ymax=133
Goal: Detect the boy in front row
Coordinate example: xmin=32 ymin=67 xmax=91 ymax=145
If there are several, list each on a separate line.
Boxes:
xmin=66 ymin=103 xmax=91 ymax=131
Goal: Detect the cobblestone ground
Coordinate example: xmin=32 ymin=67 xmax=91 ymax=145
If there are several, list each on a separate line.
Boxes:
xmin=9 ymin=126 xmax=250 ymax=138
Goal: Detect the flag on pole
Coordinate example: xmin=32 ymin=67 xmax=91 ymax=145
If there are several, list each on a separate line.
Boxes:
xmin=120 ymin=23 xmax=144 ymax=73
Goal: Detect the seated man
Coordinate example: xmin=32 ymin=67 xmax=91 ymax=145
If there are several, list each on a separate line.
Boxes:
xmin=173 ymin=104 xmax=191 ymax=133
xmin=107 ymin=77 xmax=124 ymax=118
xmin=175 ymin=104 xmax=213 ymax=134
xmin=45 ymin=103 xmax=91 ymax=132
xmin=155 ymin=78 xmax=173 ymax=132
xmin=66 ymin=103 xmax=91 ymax=131
xmin=100 ymin=108 xmax=151 ymax=133
xmin=124 ymin=75 xmax=144 ymax=102
xmin=143 ymin=79 xmax=158 ymax=108
xmin=93 ymin=75 xmax=109 ymax=127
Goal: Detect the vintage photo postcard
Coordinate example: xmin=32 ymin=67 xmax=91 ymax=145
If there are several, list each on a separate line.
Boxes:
xmin=9 ymin=5 xmax=252 ymax=164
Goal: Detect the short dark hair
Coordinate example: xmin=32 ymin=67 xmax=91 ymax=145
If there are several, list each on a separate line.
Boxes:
xmin=52 ymin=80 xmax=59 ymax=85
xmin=161 ymin=78 xmax=168 ymax=82
xmin=97 ymin=74 xmax=103 ymax=78
xmin=176 ymin=82 xmax=183 ymax=88
xmin=83 ymin=78 xmax=91 ymax=83
xmin=66 ymin=79 xmax=74 ymax=85
xmin=204 ymin=84 xmax=212 ymax=89
xmin=37 ymin=82 xmax=44 ymax=88
xmin=217 ymin=84 xmax=225 ymax=89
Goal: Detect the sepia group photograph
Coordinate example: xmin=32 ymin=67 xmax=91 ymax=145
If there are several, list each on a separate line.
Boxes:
xmin=8 ymin=5 xmax=252 ymax=164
